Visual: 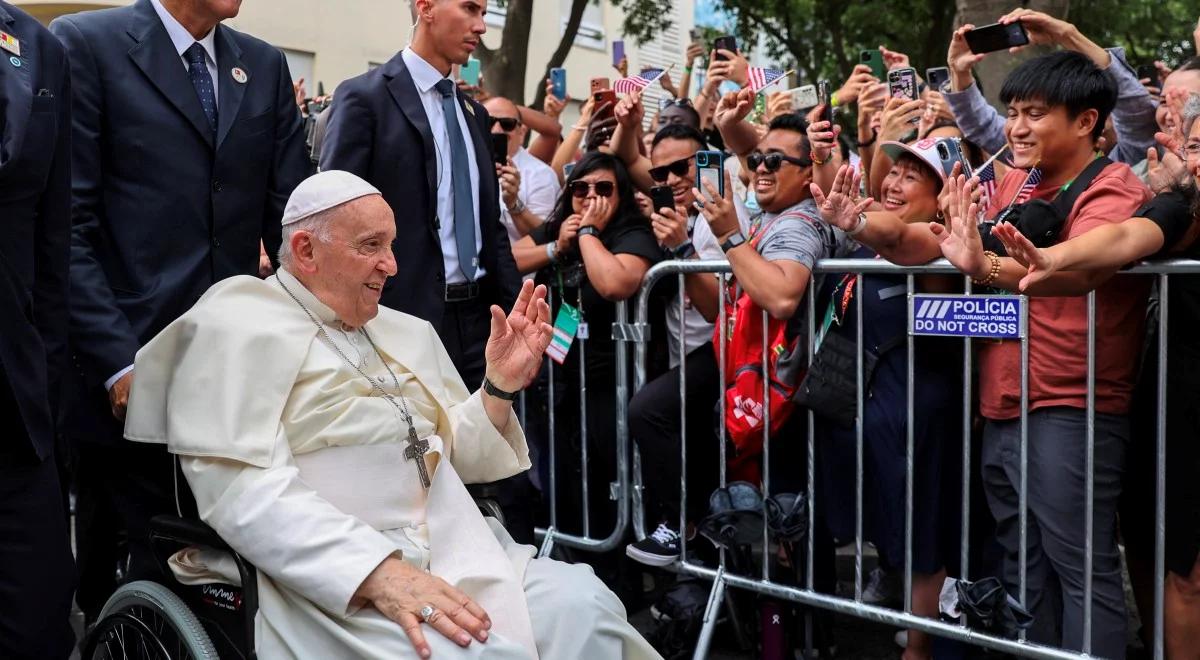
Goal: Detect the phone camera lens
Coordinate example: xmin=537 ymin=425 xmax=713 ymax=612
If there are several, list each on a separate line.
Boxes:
xmin=937 ymin=144 xmax=949 ymax=159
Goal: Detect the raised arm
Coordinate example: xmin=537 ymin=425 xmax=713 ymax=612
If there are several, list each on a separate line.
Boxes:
xmin=610 ymin=90 xmax=655 ymax=193
xmin=943 ymin=25 xmax=1008 ymax=157
xmin=991 ymin=217 xmax=1166 ymax=291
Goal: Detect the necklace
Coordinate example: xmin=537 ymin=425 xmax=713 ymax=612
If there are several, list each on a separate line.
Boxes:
xmin=276 ymin=276 xmax=432 ymax=488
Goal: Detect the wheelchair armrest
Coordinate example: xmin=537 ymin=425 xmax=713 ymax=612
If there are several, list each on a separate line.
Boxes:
xmin=149 ymin=515 xmax=232 ymax=553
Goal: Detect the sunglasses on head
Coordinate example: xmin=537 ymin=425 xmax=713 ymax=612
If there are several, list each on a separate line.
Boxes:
xmin=489 ymin=117 xmax=521 ymax=132
xmin=569 ymin=180 xmax=616 ymax=198
xmin=747 ymin=151 xmax=812 ymax=173
xmin=649 ymin=156 xmax=692 ymax=182
xmin=659 ymin=98 xmax=695 ymax=111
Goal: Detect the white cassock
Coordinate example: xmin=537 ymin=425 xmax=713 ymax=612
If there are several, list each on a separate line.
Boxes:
xmin=124 ymin=267 xmax=661 ymax=660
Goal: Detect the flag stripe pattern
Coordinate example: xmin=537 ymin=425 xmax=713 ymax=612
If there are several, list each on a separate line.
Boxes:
xmin=613 ymin=68 xmax=663 ymax=94
xmin=976 ymin=160 xmax=998 ymax=210
xmin=1013 ymin=167 xmax=1043 ymax=205
xmin=746 ymin=67 xmax=786 ymax=93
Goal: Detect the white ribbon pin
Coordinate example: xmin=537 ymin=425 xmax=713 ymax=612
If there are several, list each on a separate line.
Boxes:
xmin=231 ymin=67 xmax=248 ymax=84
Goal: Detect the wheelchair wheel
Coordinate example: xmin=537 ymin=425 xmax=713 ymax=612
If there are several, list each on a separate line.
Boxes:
xmin=85 ymin=580 xmax=219 ymax=659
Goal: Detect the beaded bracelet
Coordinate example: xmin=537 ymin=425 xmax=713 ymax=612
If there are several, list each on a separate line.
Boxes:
xmin=972 ymin=251 xmax=1002 ymax=287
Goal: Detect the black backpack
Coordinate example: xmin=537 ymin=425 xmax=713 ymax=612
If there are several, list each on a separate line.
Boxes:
xmin=979 ymin=156 xmax=1111 ymax=254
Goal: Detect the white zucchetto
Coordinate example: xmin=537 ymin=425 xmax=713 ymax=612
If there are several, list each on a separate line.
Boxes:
xmin=281 ymin=170 xmax=382 ymax=226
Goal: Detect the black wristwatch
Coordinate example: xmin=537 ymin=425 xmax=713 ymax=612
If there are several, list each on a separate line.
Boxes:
xmin=482 ymin=376 xmax=519 ymax=401
xmin=577 ymin=226 xmax=601 ymax=239
xmin=720 ymin=231 xmax=747 ymax=253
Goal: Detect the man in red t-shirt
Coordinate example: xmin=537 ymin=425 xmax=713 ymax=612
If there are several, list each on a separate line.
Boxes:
xmin=809 ymin=48 xmax=1149 ymax=657
xmin=933 ymin=51 xmax=1150 ymax=658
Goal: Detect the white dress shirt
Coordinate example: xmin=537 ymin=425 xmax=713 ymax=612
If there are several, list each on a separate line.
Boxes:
xmin=106 ymin=0 xmax=220 ymax=391
xmin=401 ymin=47 xmax=483 ymax=284
xmin=150 ymin=0 xmax=219 ymax=104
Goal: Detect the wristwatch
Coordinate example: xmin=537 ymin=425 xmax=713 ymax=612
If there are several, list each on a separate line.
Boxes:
xmin=672 ymin=241 xmax=696 ymax=259
xmin=507 ymin=198 xmax=526 ymax=215
xmin=482 ymin=376 xmax=519 ymax=401
xmin=577 ymin=225 xmax=601 ymax=239
xmin=720 ymin=231 xmax=747 ymax=253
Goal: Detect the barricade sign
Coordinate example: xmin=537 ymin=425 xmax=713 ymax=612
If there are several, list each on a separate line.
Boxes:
xmin=909 ymin=294 xmax=1024 ymax=339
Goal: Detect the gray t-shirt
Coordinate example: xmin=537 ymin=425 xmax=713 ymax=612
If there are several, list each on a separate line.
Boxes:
xmin=734 ymin=196 xmax=856 ymax=266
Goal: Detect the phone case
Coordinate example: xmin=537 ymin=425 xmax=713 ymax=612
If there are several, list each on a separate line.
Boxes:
xmin=888 ymin=68 xmax=918 ymax=101
xmin=790 ymin=85 xmax=819 ymax=109
xmin=550 ymin=68 xmax=567 ymax=99
xmin=650 ymin=186 xmax=675 ymax=214
xmin=460 ymin=58 xmax=481 ymax=86
xmin=695 ymin=151 xmax=724 ymax=200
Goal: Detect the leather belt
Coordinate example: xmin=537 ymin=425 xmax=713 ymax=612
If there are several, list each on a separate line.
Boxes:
xmin=444 ymin=281 xmax=481 ymax=302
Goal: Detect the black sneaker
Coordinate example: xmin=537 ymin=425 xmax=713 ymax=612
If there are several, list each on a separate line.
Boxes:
xmin=626 ymin=523 xmax=682 ymax=567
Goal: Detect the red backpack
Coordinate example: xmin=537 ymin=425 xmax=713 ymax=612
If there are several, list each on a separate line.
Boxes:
xmin=713 ymin=212 xmax=813 ymax=481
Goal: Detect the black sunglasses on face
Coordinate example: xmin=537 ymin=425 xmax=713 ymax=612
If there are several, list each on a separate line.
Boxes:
xmin=569 ymin=180 xmax=616 ymax=198
xmin=649 ymin=156 xmax=692 ymax=182
xmin=747 ymin=151 xmax=812 ymax=173
xmin=489 ymin=117 xmax=521 ymax=132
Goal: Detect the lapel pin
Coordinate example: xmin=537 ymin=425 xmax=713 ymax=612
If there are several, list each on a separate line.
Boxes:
xmin=464 ymin=100 xmax=475 ymax=116
xmin=0 ymin=31 xmax=20 ymax=57
xmin=231 ymin=67 xmax=248 ymax=84
xmin=8 ymin=56 xmax=20 ymax=68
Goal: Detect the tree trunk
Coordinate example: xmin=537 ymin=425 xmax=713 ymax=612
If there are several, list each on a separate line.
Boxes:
xmin=528 ymin=0 xmax=592 ymax=113
xmin=477 ymin=0 xmax=535 ymax=105
xmin=954 ymin=0 xmax=1070 ymax=106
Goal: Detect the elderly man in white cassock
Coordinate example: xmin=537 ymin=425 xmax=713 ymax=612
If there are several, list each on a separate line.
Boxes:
xmin=123 ymin=170 xmax=661 ymax=659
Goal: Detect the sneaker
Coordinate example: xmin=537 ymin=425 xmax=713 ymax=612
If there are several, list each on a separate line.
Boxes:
xmin=626 ymin=523 xmax=682 ymax=566
xmin=862 ymin=566 xmax=901 ymax=605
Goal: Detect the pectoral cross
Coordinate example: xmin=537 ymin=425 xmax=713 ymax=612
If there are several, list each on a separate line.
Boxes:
xmin=403 ymin=426 xmax=431 ymax=489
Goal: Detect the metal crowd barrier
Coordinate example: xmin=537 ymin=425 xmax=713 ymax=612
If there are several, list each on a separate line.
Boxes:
xmin=614 ymin=257 xmax=1200 ymax=660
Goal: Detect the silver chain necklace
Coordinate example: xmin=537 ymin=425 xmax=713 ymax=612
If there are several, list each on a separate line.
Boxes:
xmin=276 ymin=276 xmax=432 ymax=488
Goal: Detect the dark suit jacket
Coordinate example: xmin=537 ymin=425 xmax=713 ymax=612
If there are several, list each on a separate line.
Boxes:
xmin=50 ymin=0 xmax=308 ymax=403
xmin=319 ymin=50 xmax=521 ymax=325
xmin=0 ymin=1 xmax=71 ymax=461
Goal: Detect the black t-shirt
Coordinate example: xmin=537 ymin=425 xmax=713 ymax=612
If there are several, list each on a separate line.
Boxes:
xmin=1136 ymin=190 xmax=1200 ymax=363
xmin=1136 ymin=190 xmax=1195 ymax=256
xmin=529 ymin=215 xmax=662 ymax=374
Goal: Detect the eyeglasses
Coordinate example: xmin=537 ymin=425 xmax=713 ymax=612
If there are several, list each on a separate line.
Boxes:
xmin=569 ymin=180 xmax=616 ymax=198
xmin=1183 ymin=142 xmax=1200 ymax=156
xmin=489 ymin=117 xmax=521 ymax=132
xmin=747 ymin=151 xmax=812 ymax=172
xmin=649 ymin=156 xmax=692 ymax=182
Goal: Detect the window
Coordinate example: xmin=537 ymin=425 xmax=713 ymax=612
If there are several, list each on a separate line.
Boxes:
xmin=560 ymin=0 xmax=605 ymax=50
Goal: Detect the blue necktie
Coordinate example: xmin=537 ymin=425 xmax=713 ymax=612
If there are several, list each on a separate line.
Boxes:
xmin=434 ymin=79 xmax=477 ymax=281
xmin=185 ymin=43 xmax=217 ymax=134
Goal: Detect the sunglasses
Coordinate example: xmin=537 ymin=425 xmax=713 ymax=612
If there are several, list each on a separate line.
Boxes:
xmin=569 ymin=180 xmax=616 ymax=198
xmin=747 ymin=151 xmax=812 ymax=173
xmin=649 ymin=156 xmax=692 ymax=182
xmin=489 ymin=117 xmax=521 ymax=132
xmin=659 ymin=98 xmax=695 ymax=110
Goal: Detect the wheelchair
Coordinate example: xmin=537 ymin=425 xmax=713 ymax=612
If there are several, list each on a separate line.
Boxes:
xmin=83 ymin=464 xmax=507 ymax=659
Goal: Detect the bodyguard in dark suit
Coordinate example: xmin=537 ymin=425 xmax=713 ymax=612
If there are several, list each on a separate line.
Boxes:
xmin=320 ymin=0 xmax=521 ymax=386
xmin=320 ymin=0 xmax=529 ymax=540
xmin=0 ymin=2 xmax=76 ymax=656
xmin=50 ymin=0 xmax=308 ymax=619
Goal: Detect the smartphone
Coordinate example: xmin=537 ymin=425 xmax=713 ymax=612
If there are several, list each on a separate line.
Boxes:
xmin=695 ymin=150 xmax=724 ymax=201
xmin=460 ymin=57 xmax=481 ymax=87
xmin=817 ymin=80 xmax=833 ymax=125
xmin=860 ymin=49 xmax=886 ymax=80
xmin=789 ymin=84 xmax=819 ymax=110
xmin=650 ymin=185 xmax=676 ymax=215
xmin=592 ymin=89 xmax=617 ymax=121
xmin=713 ymin=35 xmax=737 ymax=61
xmin=1136 ymin=63 xmax=1159 ymax=83
xmin=964 ymin=21 xmax=1030 ymax=54
xmin=563 ymin=162 xmax=576 ymax=178
xmin=589 ymin=77 xmax=610 ymax=94
xmin=925 ymin=66 xmax=950 ymax=93
xmin=612 ymin=40 xmax=625 ymax=68
xmin=689 ymin=28 xmax=704 ymax=43
xmin=490 ymin=133 xmax=508 ymax=166
xmin=935 ymin=138 xmax=973 ymax=180
xmin=550 ymin=68 xmax=567 ymax=99
xmin=888 ymin=67 xmax=919 ymax=101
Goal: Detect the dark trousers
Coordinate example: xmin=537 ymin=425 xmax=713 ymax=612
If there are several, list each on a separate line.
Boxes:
xmin=440 ymin=291 xmax=537 ymax=545
xmin=629 ymin=342 xmax=721 ymax=526
xmin=982 ymin=408 xmax=1128 ymax=658
xmin=73 ymin=407 xmax=176 ymax=622
xmin=0 ymin=441 xmax=76 ymax=659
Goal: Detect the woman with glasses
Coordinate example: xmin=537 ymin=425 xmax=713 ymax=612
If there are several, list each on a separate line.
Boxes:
xmin=511 ymin=153 xmax=661 ymax=555
xmin=809 ymin=141 xmax=964 ymax=660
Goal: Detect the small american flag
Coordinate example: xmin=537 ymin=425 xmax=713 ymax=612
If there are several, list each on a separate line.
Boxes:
xmin=746 ymin=67 xmax=786 ymax=93
xmin=1013 ymin=166 xmax=1043 ymax=205
xmin=613 ymin=68 xmax=664 ymax=94
xmin=976 ymin=160 xmax=998 ymax=210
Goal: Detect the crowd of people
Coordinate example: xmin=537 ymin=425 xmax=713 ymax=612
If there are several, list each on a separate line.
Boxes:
xmin=4 ymin=0 xmax=1200 ymax=657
